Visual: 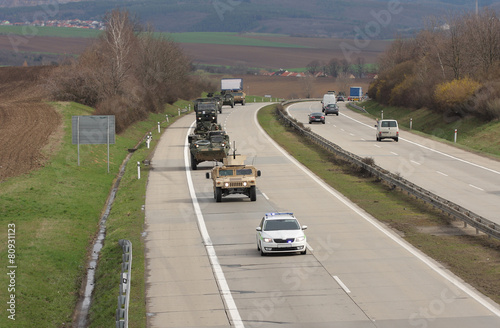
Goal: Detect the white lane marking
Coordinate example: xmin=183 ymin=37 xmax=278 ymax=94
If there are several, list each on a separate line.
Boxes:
xmin=253 ymin=109 xmax=500 ymax=318
xmin=437 ymin=171 xmax=448 ymax=176
xmin=469 ymin=184 xmax=485 ymax=191
xmin=261 ymin=192 xmax=269 ymax=200
xmin=374 ymin=144 xmax=381 ymax=148
xmin=349 ymin=133 xmax=355 ymax=136
xmin=410 ymin=160 xmax=421 ymax=165
xmin=390 ymin=151 xmax=398 ymax=156
xmin=333 ymin=276 xmax=351 ymax=293
xmin=185 ymin=121 xmax=244 ymax=328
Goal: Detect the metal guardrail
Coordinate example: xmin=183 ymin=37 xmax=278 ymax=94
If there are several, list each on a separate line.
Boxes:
xmin=116 ymin=239 xmax=132 ymax=328
xmin=278 ymin=100 xmax=500 ymax=240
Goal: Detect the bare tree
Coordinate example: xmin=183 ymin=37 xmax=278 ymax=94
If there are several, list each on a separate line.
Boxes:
xmin=306 ymin=59 xmax=321 ymax=75
xmin=325 ymin=58 xmax=341 ymax=78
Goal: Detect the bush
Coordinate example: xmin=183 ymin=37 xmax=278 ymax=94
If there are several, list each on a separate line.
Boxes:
xmin=434 ymin=78 xmax=481 ymax=116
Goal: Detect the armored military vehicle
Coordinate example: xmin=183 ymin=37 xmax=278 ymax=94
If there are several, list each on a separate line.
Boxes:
xmin=222 ymin=93 xmax=234 ymax=108
xmin=190 ymin=130 xmax=230 ymax=170
xmin=206 ymin=154 xmax=261 ymax=202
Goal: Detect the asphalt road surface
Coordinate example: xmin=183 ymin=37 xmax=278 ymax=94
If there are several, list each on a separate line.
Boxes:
xmin=144 ymin=102 xmax=500 ymax=327
xmin=288 ymin=101 xmax=500 ymax=226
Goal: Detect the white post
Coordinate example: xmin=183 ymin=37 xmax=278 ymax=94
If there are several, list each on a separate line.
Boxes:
xmin=454 ymin=129 xmax=457 ymax=143
xmin=146 ymin=136 xmax=150 ymax=149
xmin=166 ymin=114 xmax=169 ymax=123
xmin=178 ymin=108 xmax=180 ymax=116
xmin=157 ymin=122 xmax=160 ymax=133
xmin=381 ymin=110 xmax=384 ymax=119
xmin=137 ymin=162 xmax=141 ymax=179
xmin=410 ymin=118 xmax=413 ymax=130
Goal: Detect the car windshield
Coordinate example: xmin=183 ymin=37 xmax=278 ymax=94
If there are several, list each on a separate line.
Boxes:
xmin=219 ymin=169 xmax=234 ymax=176
xmin=236 ymin=168 xmax=252 ymax=175
xmin=381 ymin=121 xmax=397 ymax=127
xmin=264 ymin=219 xmax=300 ymax=231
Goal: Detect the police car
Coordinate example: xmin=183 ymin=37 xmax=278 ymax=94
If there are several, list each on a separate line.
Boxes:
xmin=256 ymin=212 xmax=307 ymax=256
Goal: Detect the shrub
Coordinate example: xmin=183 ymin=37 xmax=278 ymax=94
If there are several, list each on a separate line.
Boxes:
xmin=434 ymin=78 xmax=481 ymax=115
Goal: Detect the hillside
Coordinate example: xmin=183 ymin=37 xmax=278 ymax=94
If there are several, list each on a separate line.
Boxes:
xmin=2 ymin=0 xmax=499 ymax=38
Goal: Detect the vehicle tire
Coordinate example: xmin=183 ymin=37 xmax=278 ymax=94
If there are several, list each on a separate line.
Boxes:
xmin=309 ymin=121 xmax=312 ymax=124
xmin=325 ymin=113 xmax=328 ymax=116
xmin=336 ymin=113 xmax=339 ymax=116
xmin=260 ymin=243 xmax=266 ymax=256
xmin=250 ymin=186 xmax=256 ymax=201
xmin=231 ymin=103 xmax=234 ymax=108
xmin=215 ymin=187 xmax=222 ymax=202
xmin=190 ymin=154 xmax=197 ymax=170
xmin=242 ymin=100 xmax=246 ymax=106
xmin=395 ymin=137 xmax=399 ymax=142
xmin=322 ymin=121 xmax=325 ymax=124
xmin=301 ymin=248 xmax=307 ymax=255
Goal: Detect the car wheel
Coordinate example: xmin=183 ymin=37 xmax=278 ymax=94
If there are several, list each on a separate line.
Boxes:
xmin=190 ymin=154 xmax=197 ymax=170
xmin=250 ymin=186 xmax=257 ymax=201
xmin=260 ymin=243 xmax=266 ymax=256
xmin=301 ymin=248 xmax=307 ymax=255
xmin=395 ymin=137 xmax=399 ymax=142
xmin=325 ymin=113 xmax=328 ymax=116
xmin=322 ymin=121 xmax=325 ymax=124
xmin=215 ymin=187 xmax=222 ymax=202
xmin=336 ymin=113 xmax=339 ymax=116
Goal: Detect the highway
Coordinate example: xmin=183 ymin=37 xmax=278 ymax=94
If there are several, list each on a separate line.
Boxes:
xmin=287 ymin=101 xmax=500 ymax=226
xmin=144 ymin=102 xmax=500 ymax=327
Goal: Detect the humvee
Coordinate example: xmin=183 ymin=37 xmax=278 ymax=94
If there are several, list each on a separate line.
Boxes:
xmin=206 ymin=154 xmax=261 ymax=202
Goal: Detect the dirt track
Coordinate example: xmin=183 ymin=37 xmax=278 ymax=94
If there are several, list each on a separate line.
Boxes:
xmin=0 ymin=66 xmax=61 ymax=181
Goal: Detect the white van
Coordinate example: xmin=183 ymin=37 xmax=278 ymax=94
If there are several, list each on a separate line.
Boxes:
xmin=375 ymin=119 xmax=399 ymax=142
xmin=321 ymin=92 xmax=336 ymax=111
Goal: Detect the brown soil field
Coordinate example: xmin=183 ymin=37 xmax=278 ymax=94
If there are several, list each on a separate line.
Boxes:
xmin=0 ymin=66 xmax=61 ymax=181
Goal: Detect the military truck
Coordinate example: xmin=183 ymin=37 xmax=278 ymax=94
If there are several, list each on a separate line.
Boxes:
xmin=222 ymin=93 xmax=234 ymax=108
xmin=194 ymin=98 xmax=219 ymax=118
xmin=232 ymin=91 xmax=246 ymax=106
xmin=190 ymin=130 xmax=230 ymax=170
xmin=205 ymin=154 xmax=261 ymax=202
xmin=207 ymin=93 xmax=223 ymax=113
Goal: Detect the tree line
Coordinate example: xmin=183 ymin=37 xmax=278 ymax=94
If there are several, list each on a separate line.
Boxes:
xmin=369 ymin=8 xmax=500 ymax=120
xmin=46 ymin=9 xmax=209 ymax=132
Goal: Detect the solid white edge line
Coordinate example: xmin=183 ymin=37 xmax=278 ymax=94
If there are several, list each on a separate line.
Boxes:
xmin=184 ymin=121 xmax=244 ymax=328
xmin=333 ymin=276 xmax=351 ymax=293
xmin=261 ymin=192 xmax=269 ymax=200
xmin=254 ymin=106 xmax=500 ymax=317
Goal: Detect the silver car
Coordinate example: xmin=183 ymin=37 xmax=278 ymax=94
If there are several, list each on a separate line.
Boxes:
xmin=256 ymin=213 xmax=307 ymax=256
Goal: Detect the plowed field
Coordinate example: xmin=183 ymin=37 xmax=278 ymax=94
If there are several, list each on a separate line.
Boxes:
xmin=0 ymin=66 xmax=61 ymax=181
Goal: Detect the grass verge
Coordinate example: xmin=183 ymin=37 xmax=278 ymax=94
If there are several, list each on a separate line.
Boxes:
xmin=0 ymin=100 xmax=192 ymax=327
xmin=258 ymin=104 xmax=500 ymax=305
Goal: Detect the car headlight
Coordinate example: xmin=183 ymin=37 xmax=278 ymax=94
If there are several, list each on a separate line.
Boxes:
xmin=243 ymin=181 xmax=247 ymax=186
xmin=295 ymin=236 xmax=306 ymax=242
xmin=263 ymin=237 xmax=273 ymax=243
xmin=224 ymin=182 xmax=229 ymax=187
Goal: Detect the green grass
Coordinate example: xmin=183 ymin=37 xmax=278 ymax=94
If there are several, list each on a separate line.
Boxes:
xmin=0 ymin=100 xmax=193 ymax=327
xmin=0 ymin=26 xmax=306 ymax=48
xmin=258 ymin=104 xmax=500 ymax=305
xmin=355 ymin=100 xmax=500 ymax=158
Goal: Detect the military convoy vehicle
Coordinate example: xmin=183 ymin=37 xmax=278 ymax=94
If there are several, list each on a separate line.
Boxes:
xmin=232 ymin=91 xmax=246 ymax=106
xmin=206 ymin=154 xmax=261 ymax=202
xmin=190 ymin=130 xmax=230 ymax=170
xmin=222 ymin=93 xmax=234 ymax=108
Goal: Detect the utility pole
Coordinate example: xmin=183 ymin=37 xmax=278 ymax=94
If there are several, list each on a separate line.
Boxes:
xmin=476 ymin=0 xmax=478 ymax=15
